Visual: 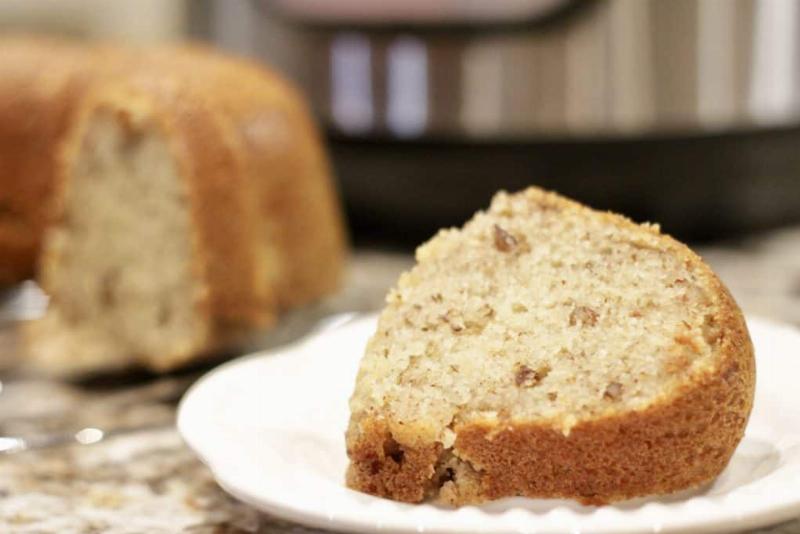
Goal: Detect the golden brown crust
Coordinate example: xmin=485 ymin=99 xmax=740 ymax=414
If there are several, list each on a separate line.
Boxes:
xmin=140 ymin=46 xmax=348 ymax=308
xmin=346 ymin=418 xmax=444 ymax=503
xmin=0 ymin=37 xmax=97 ymax=285
xmin=346 ymin=187 xmax=755 ymax=505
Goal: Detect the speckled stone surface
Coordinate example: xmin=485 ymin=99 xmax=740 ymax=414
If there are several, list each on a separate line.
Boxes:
xmin=1 ymin=241 xmax=799 ymax=533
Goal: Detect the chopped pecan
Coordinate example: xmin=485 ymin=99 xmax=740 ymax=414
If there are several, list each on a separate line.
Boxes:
xmin=441 ymin=309 xmax=465 ymax=332
xmin=493 ymin=224 xmax=518 ymax=252
xmin=569 ymin=305 xmax=598 ymax=327
xmin=603 ymin=382 xmax=623 ymax=400
xmin=515 ymin=364 xmax=550 ymax=387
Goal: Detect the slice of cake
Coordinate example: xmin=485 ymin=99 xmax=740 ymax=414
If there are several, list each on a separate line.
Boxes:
xmin=346 ymin=187 xmax=754 ymax=505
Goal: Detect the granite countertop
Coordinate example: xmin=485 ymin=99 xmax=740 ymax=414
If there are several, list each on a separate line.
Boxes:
xmin=1 ymin=234 xmax=800 ymax=534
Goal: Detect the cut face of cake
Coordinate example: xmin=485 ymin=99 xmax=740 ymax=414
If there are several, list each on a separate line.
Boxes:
xmin=346 ymin=187 xmax=754 ymax=505
xmin=28 ymin=100 xmax=214 ymax=374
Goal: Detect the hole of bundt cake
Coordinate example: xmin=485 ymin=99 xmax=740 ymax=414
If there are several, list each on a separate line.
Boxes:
xmin=383 ymin=437 xmax=405 ymax=464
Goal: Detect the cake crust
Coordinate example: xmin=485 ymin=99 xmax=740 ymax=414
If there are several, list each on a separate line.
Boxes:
xmin=0 ymin=37 xmax=97 ymax=285
xmin=147 ymin=46 xmax=347 ymax=308
xmin=346 ymin=187 xmax=755 ymax=505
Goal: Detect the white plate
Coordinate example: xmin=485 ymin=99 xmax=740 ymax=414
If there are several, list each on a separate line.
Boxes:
xmin=178 ymin=314 xmax=800 ymax=534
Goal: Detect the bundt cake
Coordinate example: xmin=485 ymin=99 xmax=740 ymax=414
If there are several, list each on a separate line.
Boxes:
xmin=346 ymin=187 xmax=754 ymax=505
xmin=0 ymin=38 xmax=346 ymax=374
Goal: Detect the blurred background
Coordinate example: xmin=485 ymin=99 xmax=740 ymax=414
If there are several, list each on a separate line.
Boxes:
xmin=3 ymin=0 xmax=800 ymax=246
